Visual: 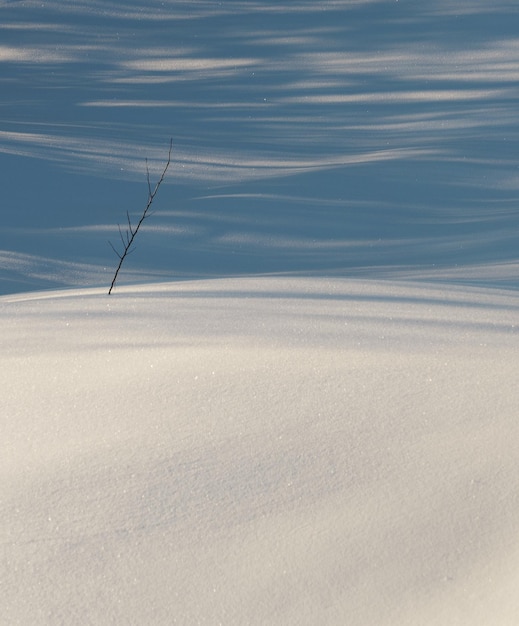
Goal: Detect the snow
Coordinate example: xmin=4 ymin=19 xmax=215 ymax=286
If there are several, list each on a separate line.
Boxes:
xmin=2 ymin=2 xmax=519 ymax=624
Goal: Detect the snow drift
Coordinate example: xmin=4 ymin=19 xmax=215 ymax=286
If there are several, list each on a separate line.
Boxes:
xmin=3 ymin=277 xmax=519 ymax=624
xmin=2 ymin=1 xmax=519 ymax=623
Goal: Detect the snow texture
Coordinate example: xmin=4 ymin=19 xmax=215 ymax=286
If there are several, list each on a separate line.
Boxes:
xmin=1 ymin=1 xmax=519 ymax=624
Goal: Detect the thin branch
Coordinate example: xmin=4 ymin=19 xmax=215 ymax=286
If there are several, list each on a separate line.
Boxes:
xmin=146 ymin=158 xmax=152 ymax=199
xmin=118 ymin=223 xmax=126 ymax=248
xmin=126 ymin=211 xmax=134 ymax=237
xmin=108 ymin=138 xmax=173 ymax=295
xmin=108 ymin=240 xmax=122 ymax=259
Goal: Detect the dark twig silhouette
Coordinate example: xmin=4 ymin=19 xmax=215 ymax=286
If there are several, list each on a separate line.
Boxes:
xmin=108 ymin=139 xmax=172 ymax=295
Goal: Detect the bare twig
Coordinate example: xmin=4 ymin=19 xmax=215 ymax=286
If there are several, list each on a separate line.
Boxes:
xmin=108 ymin=138 xmax=173 ymax=295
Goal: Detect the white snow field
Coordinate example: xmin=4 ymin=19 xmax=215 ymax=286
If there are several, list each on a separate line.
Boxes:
xmin=3 ymin=277 xmax=519 ymax=625
xmin=2 ymin=1 xmax=519 ymax=624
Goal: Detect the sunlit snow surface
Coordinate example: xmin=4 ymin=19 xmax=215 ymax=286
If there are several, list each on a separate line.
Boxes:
xmin=3 ymin=277 xmax=519 ymax=624
xmin=2 ymin=1 xmax=519 ymax=624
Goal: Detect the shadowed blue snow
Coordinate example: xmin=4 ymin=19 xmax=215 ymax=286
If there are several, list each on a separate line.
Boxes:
xmin=3 ymin=5 xmax=519 ymax=623
xmin=1 ymin=0 xmax=519 ymax=293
